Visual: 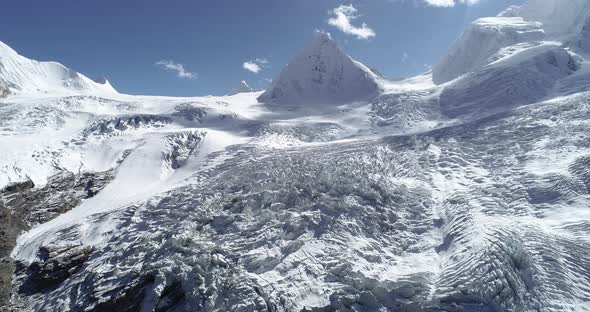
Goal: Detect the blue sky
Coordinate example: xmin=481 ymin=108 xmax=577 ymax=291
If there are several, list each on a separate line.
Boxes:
xmin=0 ymin=0 xmax=523 ymax=96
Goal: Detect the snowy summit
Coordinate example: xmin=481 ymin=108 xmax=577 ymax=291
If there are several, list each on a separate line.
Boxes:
xmin=258 ymin=32 xmax=382 ymax=106
xmin=229 ymin=80 xmax=253 ymax=95
xmin=2 ymin=0 xmax=590 ymax=311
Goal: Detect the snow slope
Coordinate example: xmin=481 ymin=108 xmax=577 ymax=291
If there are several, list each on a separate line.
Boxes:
xmin=439 ymin=44 xmax=578 ymax=118
xmin=258 ymin=32 xmax=382 ymax=106
xmin=434 ymin=0 xmax=590 ymax=85
xmin=507 ymin=0 xmax=590 ymax=37
xmin=432 ymin=17 xmax=544 ymax=84
xmin=5 ymin=0 xmax=590 ymax=310
xmin=0 ymin=41 xmax=117 ymax=98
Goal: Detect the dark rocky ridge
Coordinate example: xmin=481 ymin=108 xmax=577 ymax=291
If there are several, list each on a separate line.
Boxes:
xmin=0 ymin=171 xmax=113 ymax=310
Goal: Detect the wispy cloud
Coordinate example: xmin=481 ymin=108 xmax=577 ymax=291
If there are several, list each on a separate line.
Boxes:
xmin=401 ymin=52 xmax=409 ymax=63
xmin=255 ymin=58 xmax=269 ymax=65
xmin=327 ymin=4 xmax=376 ymax=40
xmin=243 ymin=61 xmax=261 ymax=74
xmin=388 ymin=0 xmax=480 ymax=7
xmin=155 ymin=60 xmax=196 ymax=79
xmin=243 ymin=58 xmax=269 ymax=74
xmin=423 ymin=0 xmax=480 ymax=7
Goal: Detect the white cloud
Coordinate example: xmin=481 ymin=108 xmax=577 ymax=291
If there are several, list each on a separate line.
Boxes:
xmin=424 ymin=0 xmax=480 ymax=7
xmin=401 ymin=52 xmax=409 ymax=63
xmin=243 ymin=58 xmax=269 ymax=74
xmin=155 ymin=60 xmax=196 ymax=79
xmin=388 ymin=0 xmax=481 ymax=7
xmin=327 ymin=4 xmax=376 ymax=40
xmin=243 ymin=61 xmax=262 ymax=74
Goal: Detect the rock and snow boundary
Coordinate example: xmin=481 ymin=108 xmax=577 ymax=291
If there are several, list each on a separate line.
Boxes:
xmin=3 ymin=0 xmax=590 ymax=311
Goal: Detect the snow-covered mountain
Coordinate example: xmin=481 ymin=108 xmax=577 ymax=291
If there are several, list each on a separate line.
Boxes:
xmin=433 ymin=0 xmax=590 ymax=85
xmin=258 ymin=32 xmax=382 ymax=106
xmin=432 ymin=17 xmax=545 ymax=85
xmin=229 ymin=80 xmax=253 ymax=95
xmin=0 ymin=41 xmax=117 ymax=98
xmin=3 ymin=0 xmax=590 ymax=311
xmin=507 ymin=0 xmax=590 ymax=37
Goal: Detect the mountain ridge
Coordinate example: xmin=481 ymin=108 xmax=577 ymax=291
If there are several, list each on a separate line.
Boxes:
xmin=0 ymin=41 xmax=117 ymax=98
xmin=3 ymin=0 xmax=590 ymax=311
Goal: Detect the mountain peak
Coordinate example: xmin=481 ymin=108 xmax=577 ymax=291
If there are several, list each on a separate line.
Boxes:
xmin=258 ymin=32 xmax=381 ymax=106
xmin=309 ymin=31 xmax=336 ymax=48
xmin=229 ymin=80 xmax=253 ymax=95
xmin=0 ymin=41 xmax=117 ymax=97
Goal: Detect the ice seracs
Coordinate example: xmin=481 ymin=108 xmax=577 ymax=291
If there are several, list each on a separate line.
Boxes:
xmin=432 ymin=17 xmax=544 ymax=85
xmin=433 ymin=0 xmax=590 ymax=85
xmin=439 ymin=44 xmax=579 ymax=118
xmin=6 ymin=0 xmax=590 ymax=310
xmin=0 ymin=40 xmax=117 ymax=97
xmin=258 ymin=32 xmax=382 ymax=106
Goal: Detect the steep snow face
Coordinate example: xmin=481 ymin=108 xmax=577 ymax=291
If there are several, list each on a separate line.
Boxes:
xmin=258 ymin=33 xmax=381 ymax=106
xmin=433 ymin=0 xmax=590 ymax=85
xmin=0 ymin=41 xmax=117 ymax=97
xmin=440 ymin=45 xmax=578 ymax=118
xmin=514 ymin=0 xmax=590 ymax=37
xmin=7 ymin=2 xmax=590 ymax=310
xmin=432 ymin=17 xmax=544 ymax=85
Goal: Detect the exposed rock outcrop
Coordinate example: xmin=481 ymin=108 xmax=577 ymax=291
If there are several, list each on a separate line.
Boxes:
xmin=0 ymin=171 xmax=113 ymax=309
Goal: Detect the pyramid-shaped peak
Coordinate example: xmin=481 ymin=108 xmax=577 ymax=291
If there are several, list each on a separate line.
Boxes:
xmin=310 ymin=31 xmax=337 ymax=47
xmin=316 ymin=31 xmax=332 ymax=41
xmin=230 ymin=80 xmax=253 ymax=95
xmin=300 ymin=32 xmax=345 ymax=63
xmin=258 ymin=32 xmax=381 ymax=106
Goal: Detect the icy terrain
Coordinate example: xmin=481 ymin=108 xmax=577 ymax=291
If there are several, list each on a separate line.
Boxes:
xmin=3 ymin=0 xmax=590 ymax=311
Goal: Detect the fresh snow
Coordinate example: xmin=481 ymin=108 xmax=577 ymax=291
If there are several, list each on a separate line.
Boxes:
xmin=434 ymin=0 xmax=590 ymax=85
xmin=258 ymin=32 xmax=383 ymax=106
xmin=0 ymin=41 xmax=117 ymax=97
xmin=510 ymin=0 xmax=590 ymax=37
xmin=432 ymin=16 xmax=544 ymax=84
xmin=4 ymin=0 xmax=590 ymax=310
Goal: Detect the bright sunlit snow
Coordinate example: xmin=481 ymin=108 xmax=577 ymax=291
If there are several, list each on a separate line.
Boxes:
xmin=3 ymin=0 xmax=590 ymax=311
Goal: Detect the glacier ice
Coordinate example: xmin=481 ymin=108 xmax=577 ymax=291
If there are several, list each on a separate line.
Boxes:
xmin=3 ymin=0 xmax=590 ymax=311
xmin=432 ymin=17 xmax=545 ymax=85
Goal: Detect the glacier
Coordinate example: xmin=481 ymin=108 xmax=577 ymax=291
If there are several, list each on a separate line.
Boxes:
xmin=2 ymin=0 xmax=590 ymax=311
